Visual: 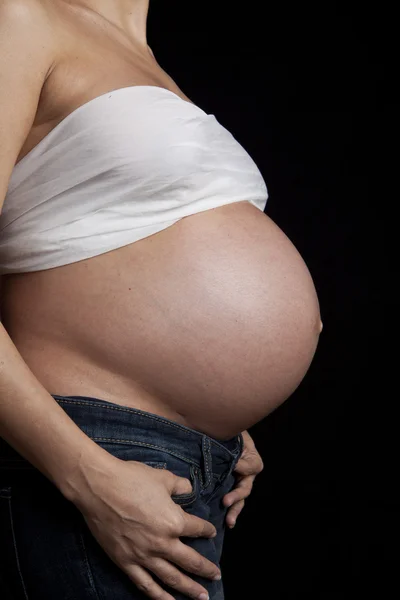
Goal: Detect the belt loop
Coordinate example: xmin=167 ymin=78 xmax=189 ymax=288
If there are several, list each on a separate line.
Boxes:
xmin=201 ymin=436 xmax=212 ymax=491
xmin=235 ymin=433 xmax=244 ymax=467
xmin=237 ymin=433 xmax=244 ymax=457
xmin=226 ymin=433 xmax=244 ymax=479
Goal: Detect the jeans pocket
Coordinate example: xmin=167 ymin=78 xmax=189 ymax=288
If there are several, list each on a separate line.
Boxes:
xmin=97 ymin=442 xmax=201 ymax=508
xmin=142 ymin=461 xmax=168 ymax=470
xmin=0 ymin=486 xmax=29 ymax=600
xmin=170 ymin=464 xmax=199 ymax=508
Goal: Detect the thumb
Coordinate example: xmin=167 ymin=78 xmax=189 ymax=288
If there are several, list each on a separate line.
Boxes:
xmin=164 ymin=470 xmax=193 ymax=496
xmin=234 ymin=454 xmax=260 ymax=476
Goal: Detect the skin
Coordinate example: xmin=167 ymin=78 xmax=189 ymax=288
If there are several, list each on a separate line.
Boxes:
xmin=1 ymin=1 xmax=323 ymax=596
xmin=51 ymin=0 xmax=269 ymax=527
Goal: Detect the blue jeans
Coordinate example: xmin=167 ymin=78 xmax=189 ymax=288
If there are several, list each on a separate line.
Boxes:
xmin=0 ymin=395 xmax=244 ymax=599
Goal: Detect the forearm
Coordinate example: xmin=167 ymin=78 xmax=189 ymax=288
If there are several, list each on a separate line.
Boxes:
xmin=0 ymin=322 xmax=111 ymax=501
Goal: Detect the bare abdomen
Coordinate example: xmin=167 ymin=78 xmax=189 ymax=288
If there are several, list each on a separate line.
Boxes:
xmin=1 ymin=201 xmax=322 ymax=439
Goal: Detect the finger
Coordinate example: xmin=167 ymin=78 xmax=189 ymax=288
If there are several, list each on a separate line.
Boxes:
xmin=223 ymin=476 xmax=254 ymax=506
xmin=241 ymin=430 xmax=258 ymax=454
xmin=161 ymin=538 xmax=221 ymax=582
xmin=159 ymin=468 xmax=193 ymax=496
xmin=181 ymin=511 xmax=217 ymax=539
xmin=234 ymin=455 xmax=264 ymax=476
xmin=124 ymin=563 xmax=176 ymax=600
xmin=148 ymin=557 xmax=212 ymax=600
xmin=169 ymin=473 xmax=193 ymax=496
xmin=226 ymin=499 xmax=245 ymax=528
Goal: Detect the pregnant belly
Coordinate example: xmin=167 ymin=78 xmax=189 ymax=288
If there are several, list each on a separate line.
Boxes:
xmin=2 ymin=201 xmax=322 ymax=439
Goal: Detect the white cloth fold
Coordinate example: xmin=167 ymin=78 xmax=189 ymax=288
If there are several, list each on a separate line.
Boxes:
xmin=0 ymin=86 xmax=268 ymax=274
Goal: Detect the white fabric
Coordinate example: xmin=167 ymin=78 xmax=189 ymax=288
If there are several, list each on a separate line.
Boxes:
xmin=0 ymin=85 xmax=268 ymax=274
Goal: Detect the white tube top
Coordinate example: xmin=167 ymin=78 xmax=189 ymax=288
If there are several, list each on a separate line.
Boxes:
xmin=0 ymin=85 xmax=268 ymax=274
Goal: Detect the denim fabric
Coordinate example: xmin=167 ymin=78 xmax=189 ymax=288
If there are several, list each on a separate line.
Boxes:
xmin=0 ymin=395 xmax=244 ymax=600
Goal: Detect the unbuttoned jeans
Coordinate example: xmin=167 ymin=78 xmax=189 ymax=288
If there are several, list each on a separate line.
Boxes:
xmin=0 ymin=395 xmax=243 ymax=599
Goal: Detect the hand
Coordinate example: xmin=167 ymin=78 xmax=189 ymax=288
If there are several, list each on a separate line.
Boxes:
xmin=73 ymin=455 xmax=221 ymax=600
xmin=223 ymin=430 xmax=264 ymax=528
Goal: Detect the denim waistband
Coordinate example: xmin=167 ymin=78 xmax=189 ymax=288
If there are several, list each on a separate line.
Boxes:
xmin=51 ymin=395 xmax=244 ymax=486
xmin=0 ymin=395 xmax=244 ymax=488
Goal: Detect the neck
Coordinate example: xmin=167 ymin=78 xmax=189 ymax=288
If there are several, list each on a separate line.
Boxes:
xmin=67 ymin=0 xmax=150 ymax=45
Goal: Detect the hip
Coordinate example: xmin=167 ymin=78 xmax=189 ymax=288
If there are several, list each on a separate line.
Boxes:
xmin=0 ymin=395 xmax=244 ymax=600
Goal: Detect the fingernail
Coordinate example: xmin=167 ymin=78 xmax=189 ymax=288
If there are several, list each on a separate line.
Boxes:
xmin=213 ymin=573 xmax=222 ymax=581
xmin=198 ymin=594 xmax=209 ymax=600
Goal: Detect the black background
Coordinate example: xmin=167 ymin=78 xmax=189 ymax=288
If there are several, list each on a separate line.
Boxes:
xmin=148 ymin=2 xmax=391 ymax=598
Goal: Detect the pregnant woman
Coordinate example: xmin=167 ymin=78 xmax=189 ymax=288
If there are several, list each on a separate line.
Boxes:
xmin=0 ymin=1 xmax=322 ymax=599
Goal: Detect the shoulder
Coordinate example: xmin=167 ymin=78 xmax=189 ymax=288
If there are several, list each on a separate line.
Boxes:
xmin=1 ymin=0 xmax=47 ymax=18
xmin=0 ymin=0 xmax=55 ymax=37
xmin=0 ymin=0 xmax=58 ymax=77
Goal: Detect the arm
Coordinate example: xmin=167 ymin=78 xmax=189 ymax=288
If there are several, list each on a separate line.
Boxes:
xmin=0 ymin=0 xmax=110 ymax=500
xmin=0 ymin=321 xmax=113 ymax=499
